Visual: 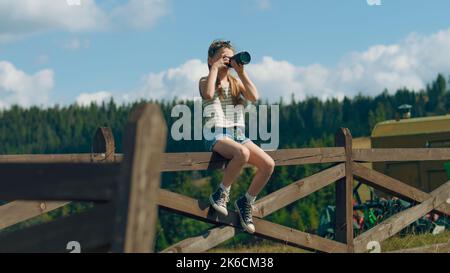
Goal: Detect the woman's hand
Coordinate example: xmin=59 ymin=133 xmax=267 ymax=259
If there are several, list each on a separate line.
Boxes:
xmin=230 ymin=58 xmax=244 ymax=74
xmin=211 ymin=54 xmax=229 ymax=70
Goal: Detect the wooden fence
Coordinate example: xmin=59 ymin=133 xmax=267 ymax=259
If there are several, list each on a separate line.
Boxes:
xmin=0 ymin=103 xmax=449 ymax=253
xmin=0 ymin=104 xmax=167 ymax=252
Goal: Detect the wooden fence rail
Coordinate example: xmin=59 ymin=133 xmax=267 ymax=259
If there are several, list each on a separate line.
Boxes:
xmin=3 ymin=147 xmax=450 ymax=168
xmin=0 ymin=102 xmax=449 ymax=253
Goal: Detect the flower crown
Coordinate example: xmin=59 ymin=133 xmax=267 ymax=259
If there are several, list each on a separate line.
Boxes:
xmin=208 ymin=40 xmax=234 ymax=57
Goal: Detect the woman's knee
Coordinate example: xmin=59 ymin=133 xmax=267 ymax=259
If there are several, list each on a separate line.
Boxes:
xmin=259 ymin=157 xmax=275 ymax=177
xmin=233 ymin=145 xmax=250 ymax=164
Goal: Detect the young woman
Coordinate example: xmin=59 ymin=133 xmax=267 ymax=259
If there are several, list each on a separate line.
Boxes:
xmin=198 ymin=40 xmax=275 ymax=234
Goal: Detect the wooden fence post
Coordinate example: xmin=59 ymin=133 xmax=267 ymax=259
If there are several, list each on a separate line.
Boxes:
xmin=112 ymin=103 xmax=167 ymax=253
xmin=91 ymin=127 xmax=115 ymax=162
xmin=334 ymin=128 xmax=354 ymax=252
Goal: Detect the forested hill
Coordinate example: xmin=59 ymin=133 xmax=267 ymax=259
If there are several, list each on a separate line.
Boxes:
xmin=0 ymin=74 xmax=448 ymax=155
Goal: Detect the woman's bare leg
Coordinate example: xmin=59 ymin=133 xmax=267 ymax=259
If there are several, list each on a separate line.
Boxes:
xmin=243 ymin=141 xmax=275 ymax=196
xmin=212 ymin=138 xmax=250 ymax=188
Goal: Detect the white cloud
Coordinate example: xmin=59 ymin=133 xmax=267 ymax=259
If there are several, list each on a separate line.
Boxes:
xmin=120 ymin=59 xmax=209 ymax=103
xmin=0 ymin=0 xmax=108 ymax=43
xmin=76 ymin=91 xmax=112 ymax=106
xmin=111 ymin=0 xmax=169 ymax=30
xmin=330 ymin=29 xmax=450 ymax=97
xmin=113 ymin=28 xmax=450 ymax=103
xmin=0 ymin=0 xmax=169 ymax=43
xmin=114 ymin=57 xmax=341 ymax=103
xmin=0 ymin=61 xmax=54 ymax=108
xmin=5 ymin=28 xmax=450 ymax=108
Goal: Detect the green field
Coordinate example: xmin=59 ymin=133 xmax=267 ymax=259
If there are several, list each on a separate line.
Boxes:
xmin=208 ymin=231 xmax=450 ymax=253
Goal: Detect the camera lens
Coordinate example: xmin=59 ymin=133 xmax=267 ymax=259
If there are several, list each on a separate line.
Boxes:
xmin=236 ymin=52 xmax=251 ymax=65
xmin=227 ymin=52 xmax=251 ymax=67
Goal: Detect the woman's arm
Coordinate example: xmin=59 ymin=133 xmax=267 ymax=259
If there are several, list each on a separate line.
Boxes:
xmin=200 ymin=55 xmax=229 ymax=100
xmin=199 ymin=67 xmax=218 ymax=100
xmin=231 ymin=60 xmax=259 ymax=102
xmin=236 ymin=70 xmax=259 ymax=102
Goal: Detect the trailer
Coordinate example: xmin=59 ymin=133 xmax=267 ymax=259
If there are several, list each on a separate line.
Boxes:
xmin=371 ymin=114 xmax=450 ymax=193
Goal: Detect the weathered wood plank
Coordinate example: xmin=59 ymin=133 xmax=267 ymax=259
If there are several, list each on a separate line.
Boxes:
xmin=0 ymin=154 xmax=96 ymax=163
xmin=353 ymin=181 xmax=450 ymax=253
xmin=0 ymin=203 xmax=114 ymax=253
xmin=158 ymin=189 xmax=348 ymax=253
xmin=0 ymin=127 xmax=117 ymax=164
xmin=0 ymin=127 xmax=115 ymax=232
xmin=112 ymin=103 xmax=167 ymax=253
xmin=161 ymin=226 xmax=238 ymax=253
xmin=254 ymin=163 xmax=345 ymax=218
xmin=252 ymin=218 xmax=347 ymax=253
xmin=161 ymin=163 xmax=345 ymax=253
xmin=0 ymin=163 xmax=119 ymax=201
xmin=334 ymin=128 xmax=354 ymax=252
xmin=0 ymin=147 xmax=344 ymax=168
xmin=0 ymin=154 xmax=123 ymax=163
xmin=91 ymin=127 xmax=115 ymax=162
xmin=353 ymin=148 xmax=450 ymax=162
xmin=0 ymin=201 xmax=69 ymax=230
xmin=160 ymin=148 xmax=345 ymax=171
xmin=352 ymin=162 xmax=450 ymax=215
xmin=2 ymin=147 xmax=450 ymax=169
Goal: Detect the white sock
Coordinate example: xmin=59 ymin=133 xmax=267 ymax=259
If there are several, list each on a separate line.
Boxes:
xmin=245 ymin=192 xmax=256 ymax=204
xmin=220 ymin=182 xmax=231 ymax=193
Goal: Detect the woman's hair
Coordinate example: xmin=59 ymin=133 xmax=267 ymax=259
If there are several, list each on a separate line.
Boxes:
xmin=207 ymin=40 xmax=243 ymax=105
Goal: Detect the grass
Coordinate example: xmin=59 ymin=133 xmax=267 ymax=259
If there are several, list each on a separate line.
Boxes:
xmin=209 ymin=241 xmax=308 ymax=253
xmin=381 ymin=230 xmax=450 ymax=252
xmin=208 ymin=231 xmax=450 ymax=253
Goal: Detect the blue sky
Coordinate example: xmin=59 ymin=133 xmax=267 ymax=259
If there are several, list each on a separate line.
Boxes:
xmin=1 ymin=0 xmax=450 ymax=108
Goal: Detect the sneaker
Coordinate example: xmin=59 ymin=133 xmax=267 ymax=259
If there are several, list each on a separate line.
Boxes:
xmin=234 ymin=196 xmax=255 ymax=234
xmin=209 ymin=187 xmax=230 ymax=216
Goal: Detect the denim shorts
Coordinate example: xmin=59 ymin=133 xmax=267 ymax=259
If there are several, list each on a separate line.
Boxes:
xmin=204 ymin=126 xmax=251 ymax=152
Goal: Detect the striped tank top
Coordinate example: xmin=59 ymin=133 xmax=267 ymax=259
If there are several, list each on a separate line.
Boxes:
xmin=202 ymin=83 xmax=245 ymax=128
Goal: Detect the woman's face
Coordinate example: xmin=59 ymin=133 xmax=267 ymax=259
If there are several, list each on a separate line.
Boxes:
xmin=209 ymin=47 xmax=234 ymax=68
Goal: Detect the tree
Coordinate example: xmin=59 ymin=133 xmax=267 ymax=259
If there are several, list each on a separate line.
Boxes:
xmin=426 ymin=74 xmax=447 ymax=114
